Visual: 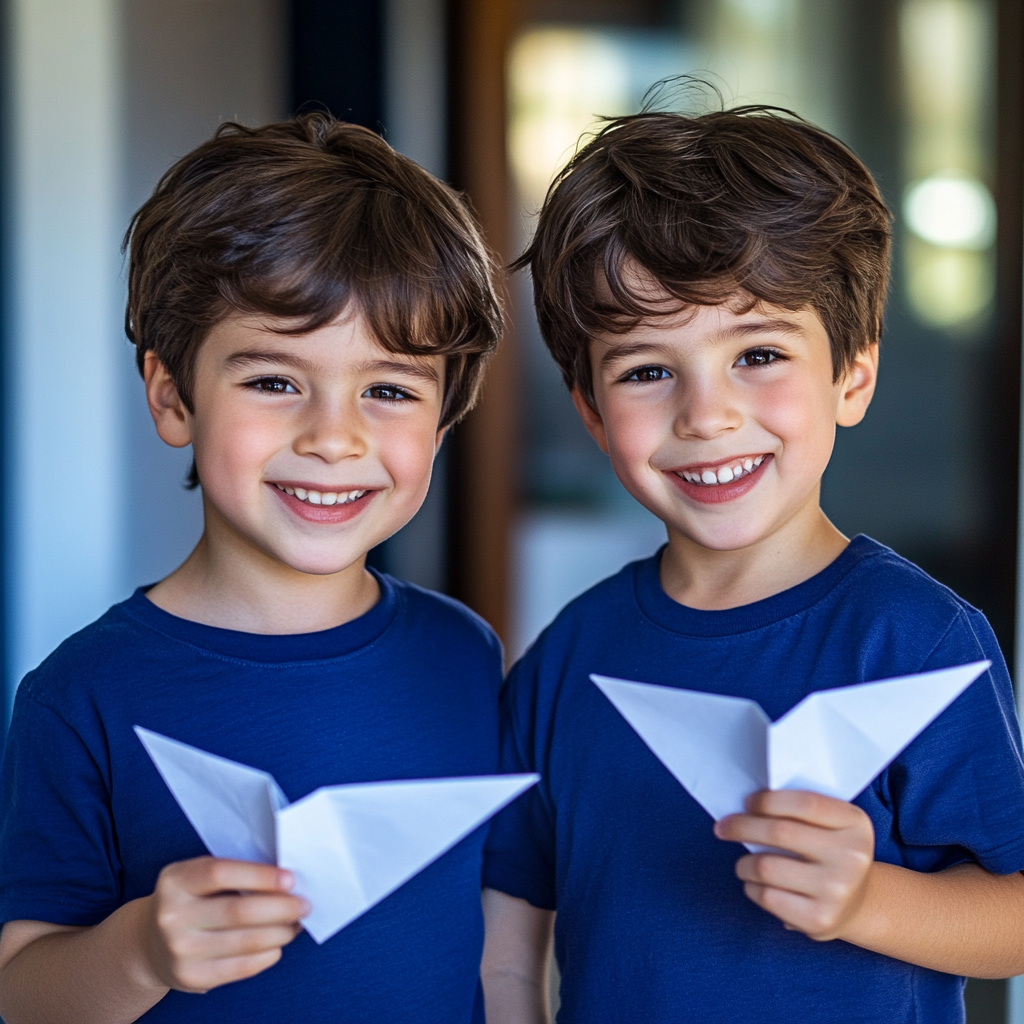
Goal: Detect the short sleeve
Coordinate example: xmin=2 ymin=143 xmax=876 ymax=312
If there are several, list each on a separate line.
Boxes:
xmin=482 ymin=656 xmax=558 ymax=911
xmin=0 ymin=689 xmax=122 ymax=925
xmin=878 ymin=608 xmax=1024 ymax=875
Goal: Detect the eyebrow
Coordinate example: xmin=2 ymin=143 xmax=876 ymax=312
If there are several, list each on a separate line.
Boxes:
xmin=599 ymin=317 xmax=806 ymax=368
xmin=224 ymin=351 xmax=441 ymax=384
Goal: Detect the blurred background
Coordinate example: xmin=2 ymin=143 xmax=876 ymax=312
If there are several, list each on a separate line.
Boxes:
xmin=1 ymin=0 xmax=1022 ymax=1020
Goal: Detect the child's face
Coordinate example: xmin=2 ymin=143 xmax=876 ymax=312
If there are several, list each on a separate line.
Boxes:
xmin=150 ymin=310 xmax=445 ymax=577
xmin=575 ymin=294 xmax=877 ymax=555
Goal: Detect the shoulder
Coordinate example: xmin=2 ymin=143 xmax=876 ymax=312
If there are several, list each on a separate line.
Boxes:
xmin=836 ymin=536 xmax=981 ymax=641
xmin=384 ymin=574 xmax=503 ymax=665
xmin=17 ymin=597 xmax=156 ymax=709
xmin=509 ymin=555 xmax=643 ymax=679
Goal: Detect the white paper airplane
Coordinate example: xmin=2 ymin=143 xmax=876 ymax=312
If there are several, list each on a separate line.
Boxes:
xmin=592 ymin=661 xmax=988 ymax=846
xmin=135 ymin=727 xmax=537 ymax=943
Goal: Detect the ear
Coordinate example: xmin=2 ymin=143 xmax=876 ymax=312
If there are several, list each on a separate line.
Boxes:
xmin=143 ymin=351 xmax=193 ymax=448
xmin=835 ymin=343 xmax=879 ymax=428
xmin=571 ymin=387 xmax=610 ymax=455
xmin=434 ymin=425 xmax=448 ymax=455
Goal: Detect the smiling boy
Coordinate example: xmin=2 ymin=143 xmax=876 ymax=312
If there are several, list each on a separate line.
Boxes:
xmin=0 ymin=115 xmax=503 ymax=1023
xmin=480 ymin=109 xmax=1024 ymax=1023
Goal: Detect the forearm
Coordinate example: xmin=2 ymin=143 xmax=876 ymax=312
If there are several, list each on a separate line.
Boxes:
xmin=0 ymin=898 xmax=168 ymax=1024
xmin=481 ymin=888 xmax=554 ymax=1024
xmin=839 ymin=862 xmax=1024 ymax=977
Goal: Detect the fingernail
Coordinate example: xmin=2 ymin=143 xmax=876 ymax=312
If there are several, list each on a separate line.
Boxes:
xmin=713 ymin=821 xmax=723 ymax=837
xmin=279 ymin=870 xmax=294 ymax=889
xmin=300 ymin=898 xmax=312 ymax=916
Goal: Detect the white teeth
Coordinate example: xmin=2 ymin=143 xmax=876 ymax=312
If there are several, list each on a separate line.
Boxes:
xmin=279 ymin=486 xmax=369 ymax=505
xmin=681 ymin=456 xmax=768 ymax=487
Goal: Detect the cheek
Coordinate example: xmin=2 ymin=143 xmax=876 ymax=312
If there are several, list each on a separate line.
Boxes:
xmin=372 ymin=416 xmax=440 ymax=493
xmin=191 ymin=400 xmax=284 ymax=487
xmin=754 ymin=376 xmax=837 ymax=462
xmin=601 ymin=399 xmax=671 ymax=480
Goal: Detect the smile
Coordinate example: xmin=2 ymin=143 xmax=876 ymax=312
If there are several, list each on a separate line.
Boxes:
xmin=678 ymin=455 xmax=765 ymax=486
xmin=274 ymin=484 xmax=368 ymax=506
xmin=669 ymin=454 xmax=772 ymax=505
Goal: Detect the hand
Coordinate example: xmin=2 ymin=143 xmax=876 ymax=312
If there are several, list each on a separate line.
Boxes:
xmin=140 ymin=857 xmax=309 ymax=993
xmin=713 ymin=790 xmax=875 ymax=941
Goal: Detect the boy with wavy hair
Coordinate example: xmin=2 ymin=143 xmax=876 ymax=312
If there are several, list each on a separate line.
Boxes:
xmin=480 ymin=107 xmax=1024 ymax=1023
xmin=0 ymin=115 xmax=504 ymax=1024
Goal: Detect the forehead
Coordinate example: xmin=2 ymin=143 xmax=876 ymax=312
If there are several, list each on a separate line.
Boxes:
xmin=200 ymin=308 xmax=444 ymax=377
xmin=593 ymin=299 xmax=826 ymax=359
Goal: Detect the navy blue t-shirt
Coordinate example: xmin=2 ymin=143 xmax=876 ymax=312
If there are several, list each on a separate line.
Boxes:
xmin=0 ymin=572 xmax=502 ymax=1023
xmin=483 ymin=537 xmax=1024 ymax=1024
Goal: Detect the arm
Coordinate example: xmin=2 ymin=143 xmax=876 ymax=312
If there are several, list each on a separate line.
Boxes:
xmin=0 ymin=857 xmax=308 ymax=1024
xmin=715 ymin=790 xmax=1024 ymax=977
xmin=481 ymin=888 xmax=555 ymax=1024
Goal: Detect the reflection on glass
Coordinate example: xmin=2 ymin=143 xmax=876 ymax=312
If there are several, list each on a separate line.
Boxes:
xmin=507 ymin=28 xmax=689 ymax=213
xmin=899 ymin=0 xmax=995 ymax=331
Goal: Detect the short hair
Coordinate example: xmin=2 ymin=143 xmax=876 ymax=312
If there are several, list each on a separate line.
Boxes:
xmin=125 ymin=113 xmax=502 ymax=465
xmin=516 ymin=106 xmax=892 ymax=399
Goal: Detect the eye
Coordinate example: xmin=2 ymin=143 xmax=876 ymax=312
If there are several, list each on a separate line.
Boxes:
xmin=246 ymin=376 xmax=297 ymax=394
xmin=364 ymin=384 xmax=415 ymax=402
xmin=622 ymin=364 xmax=671 ymax=383
xmin=736 ymin=347 xmax=783 ymax=368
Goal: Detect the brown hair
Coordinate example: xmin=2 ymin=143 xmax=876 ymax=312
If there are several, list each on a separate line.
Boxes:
xmin=516 ymin=105 xmax=892 ymax=399
xmin=125 ymin=113 xmax=502 ymax=479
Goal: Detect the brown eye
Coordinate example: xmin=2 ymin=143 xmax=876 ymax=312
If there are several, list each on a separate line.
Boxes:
xmin=364 ymin=384 xmax=413 ymax=401
xmin=737 ymin=348 xmax=779 ymax=368
xmin=627 ymin=365 xmax=670 ymax=382
xmin=249 ymin=377 xmax=295 ymax=393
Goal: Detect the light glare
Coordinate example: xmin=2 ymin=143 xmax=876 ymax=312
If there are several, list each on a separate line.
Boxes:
xmin=903 ymin=173 xmax=995 ymax=249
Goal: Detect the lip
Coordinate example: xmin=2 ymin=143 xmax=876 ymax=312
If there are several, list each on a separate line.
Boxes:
xmin=269 ymin=483 xmax=376 ymax=524
xmin=668 ymin=453 xmax=773 ymax=505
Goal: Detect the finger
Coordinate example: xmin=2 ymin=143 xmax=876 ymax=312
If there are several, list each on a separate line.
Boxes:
xmin=742 ymin=881 xmax=841 ymax=939
xmin=178 ymin=948 xmax=285 ymax=991
xmin=716 ymin=814 xmax=837 ymax=860
xmin=163 ymin=857 xmax=296 ymax=898
xmin=198 ymin=893 xmax=311 ymax=932
xmin=744 ymin=790 xmax=866 ymax=829
xmin=735 ymin=852 xmax=824 ymax=898
xmin=171 ymin=922 xmax=303 ymax=961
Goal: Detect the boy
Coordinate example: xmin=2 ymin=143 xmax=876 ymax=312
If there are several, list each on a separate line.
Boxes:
xmin=0 ymin=115 xmax=504 ymax=1023
xmin=480 ymin=108 xmax=1024 ymax=1023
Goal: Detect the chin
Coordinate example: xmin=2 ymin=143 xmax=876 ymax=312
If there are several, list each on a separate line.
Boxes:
xmin=275 ymin=548 xmax=369 ymax=577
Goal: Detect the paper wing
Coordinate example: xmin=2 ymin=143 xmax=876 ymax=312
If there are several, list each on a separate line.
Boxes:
xmin=276 ymin=774 xmax=538 ymax=944
xmin=592 ymin=675 xmax=770 ymax=821
xmin=135 ymin=727 xmax=287 ymax=864
xmin=767 ymin=661 xmax=989 ymax=799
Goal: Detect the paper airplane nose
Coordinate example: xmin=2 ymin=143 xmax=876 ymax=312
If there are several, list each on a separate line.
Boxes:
xmin=277 ymin=774 xmax=539 ymax=943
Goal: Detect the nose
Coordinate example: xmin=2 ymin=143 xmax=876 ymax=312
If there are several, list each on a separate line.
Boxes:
xmin=673 ymin=373 xmax=742 ymax=440
xmin=293 ymin=393 xmax=368 ymax=463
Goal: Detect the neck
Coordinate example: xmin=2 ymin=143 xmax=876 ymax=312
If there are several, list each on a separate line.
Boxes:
xmin=659 ymin=503 xmax=848 ymax=611
xmin=144 ymin=506 xmax=380 ymax=635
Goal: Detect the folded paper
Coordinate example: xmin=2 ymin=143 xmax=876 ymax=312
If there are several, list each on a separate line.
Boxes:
xmin=136 ymin=727 xmax=537 ymax=943
xmin=592 ymin=661 xmax=988 ymax=848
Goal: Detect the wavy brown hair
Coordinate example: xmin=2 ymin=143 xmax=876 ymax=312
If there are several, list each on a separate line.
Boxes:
xmin=125 ymin=114 xmax=502 ymax=483
xmin=516 ymin=105 xmax=892 ymax=400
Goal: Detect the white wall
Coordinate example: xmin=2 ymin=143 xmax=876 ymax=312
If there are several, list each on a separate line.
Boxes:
xmin=6 ymin=0 xmax=124 ymax=695
xmin=5 ymin=0 xmax=285 ymax=698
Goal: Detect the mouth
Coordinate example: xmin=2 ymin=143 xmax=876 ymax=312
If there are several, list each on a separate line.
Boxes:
xmin=269 ymin=482 xmax=375 ymax=522
xmin=668 ymin=453 xmax=772 ymax=505
xmin=273 ymin=484 xmax=368 ymax=506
